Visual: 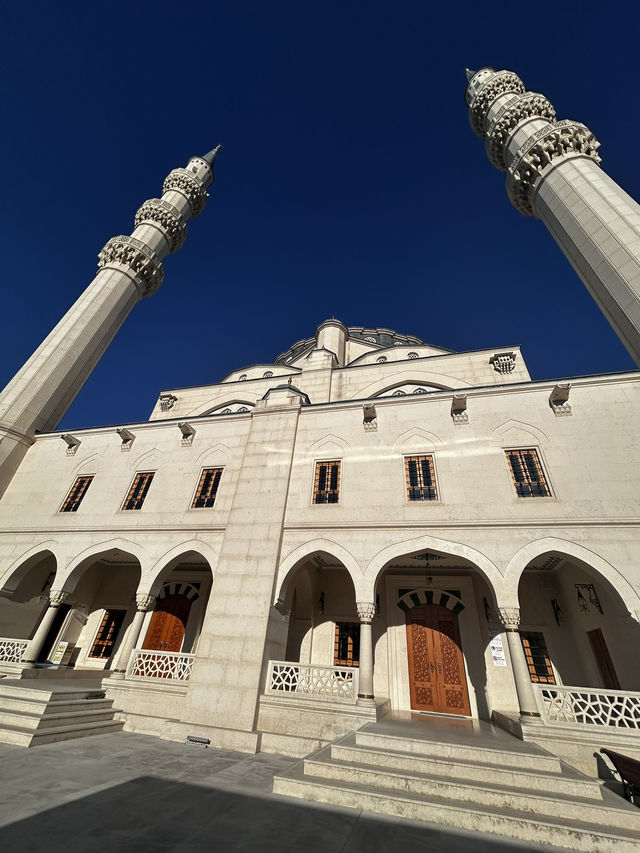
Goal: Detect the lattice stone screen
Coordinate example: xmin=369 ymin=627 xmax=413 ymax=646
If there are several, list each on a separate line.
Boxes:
xmin=126 ymin=649 xmax=194 ymax=681
xmin=0 ymin=638 xmax=28 ymax=663
xmin=536 ymin=685 xmax=640 ymax=728
xmin=267 ymin=661 xmax=359 ymax=703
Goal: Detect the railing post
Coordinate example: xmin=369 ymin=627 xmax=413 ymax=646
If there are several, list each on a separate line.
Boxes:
xmin=111 ymin=594 xmax=156 ymax=679
xmin=498 ymin=608 xmax=542 ymax=723
xmin=356 ymin=602 xmax=376 ymax=707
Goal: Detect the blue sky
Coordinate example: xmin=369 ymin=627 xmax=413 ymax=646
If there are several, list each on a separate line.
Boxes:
xmin=0 ymin=1 xmax=638 ymax=430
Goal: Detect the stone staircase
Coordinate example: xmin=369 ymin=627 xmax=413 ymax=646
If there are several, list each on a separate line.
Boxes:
xmin=0 ymin=679 xmax=123 ymax=746
xmin=273 ymin=716 xmax=640 ymax=851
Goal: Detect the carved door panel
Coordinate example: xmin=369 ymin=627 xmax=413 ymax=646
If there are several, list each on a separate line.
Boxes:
xmin=142 ymin=594 xmax=192 ymax=652
xmin=406 ymin=603 xmax=471 ymax=716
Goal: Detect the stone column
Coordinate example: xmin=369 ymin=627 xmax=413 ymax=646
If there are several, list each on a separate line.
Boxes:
xmin=356 ymin=602 xmax=376 ymax=706
xmin=498 ymin=608 xmax=541 ymax=721
xmin=22 ymin=590 xmax=69 ymax=663
xmin=110 ymin=594 xmax=156 ymax=679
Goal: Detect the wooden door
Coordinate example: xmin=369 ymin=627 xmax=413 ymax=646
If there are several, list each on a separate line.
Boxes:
xmin=587 ymin=628 xmax=621 ymax=689
xmin=406 ymin=603 xmax=471 ymax=716
xmin=143 ymin=594 xmax=192 ymax=652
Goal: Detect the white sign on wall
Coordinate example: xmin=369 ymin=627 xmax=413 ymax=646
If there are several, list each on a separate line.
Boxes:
xmin=489 ymin=635 xmax=507 ymax=667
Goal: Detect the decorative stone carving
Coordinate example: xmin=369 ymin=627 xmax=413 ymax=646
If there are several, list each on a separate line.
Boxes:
xmin=162 ymin=169 xmax=207 ymax=217
xmin=363 ymin=402 xmax=377 ymax=431
xmin=507 ymin=120 xmax=601 ymax=216
xmin=469 ymin=71 xmax=525 ymax=137
xmin=357 ymin=602 xmax=376 ymax=622
xmin=489 ymin=352 xmax=516 ymax=374
xmin=451 ymin=393 xmax=468 ymax=425
xmin=134 ymin=198 xmax=187 ymax=253
xmin=549 ymin=383 xmax=571 ymax=416
xmin=159 ymin=394 xmax=177 ymax=412
xmin=487 ymin=92 xmax=556 ymax=170
xmin=49 ymin=590 xmax=69 ymax=607
xmin=135 ymin=594 xmax=156 ymax=612
xmin=116 ymin=427 xmax=135 ymax=451
xmin=497 ymin=608 xmax=521 ymax=631
xmin=61 ymin=433 xmax=81 ymax=455
xmin=98 ymin=235 xmax=164 ymax=297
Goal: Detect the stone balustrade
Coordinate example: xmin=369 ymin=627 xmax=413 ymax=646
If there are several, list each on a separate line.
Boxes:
xmin=125 ymin=649 xmax=195 ymax=682
xmin=266 ymin=660 xmax=359 ymax=704
xmin=534 ymin=684 xmax=640 ymax=729
xmin=0 ymin=637 xmax=28 ymax=663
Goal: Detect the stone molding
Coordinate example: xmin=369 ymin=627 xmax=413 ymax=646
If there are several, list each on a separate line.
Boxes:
xmin=497 ymin=607 xmax=521 ymax=631
xmin=162 ymin=169 xmax=207 ymax=217
xmin=469 ymin=71 xmax=525 ymax=137
xmin=135 ymin=593 xmax=156 ymax=612
xmin=134 ymin=198 xmax=187 ymax=253
xmin=487 ymin=92 xmax=556 ymax=171
xmin=507 ymin=120 xmax=601 ymax=216
xmin=356 ymin=602 xmax=376 ymax=622
xmin=98 ymin=235 xmax=165 ymax=298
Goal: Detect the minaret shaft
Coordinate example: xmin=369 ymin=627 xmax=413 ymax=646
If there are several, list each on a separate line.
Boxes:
xmin=467 ymin=68 xmax=640 ymax=366
xmin=0 ymin=150 xmax=219 ymax=498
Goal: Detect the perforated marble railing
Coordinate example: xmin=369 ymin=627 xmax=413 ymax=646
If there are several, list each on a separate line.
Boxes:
xmin=126 ymin=649 xmax=195 ymax=682
xmin=0 ymin=638 xmax=28 ymax=663
xmin=266 ymin=661 xmax=359 ymax=704
xmin=535 ymin=684 xmax=640 ymax=728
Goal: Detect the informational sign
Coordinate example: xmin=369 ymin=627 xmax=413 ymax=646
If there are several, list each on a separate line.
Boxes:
xmin=50 ymin=641 xmax=74 ymax=666
xmin=489 ymin=635 xmax=507 ymax=667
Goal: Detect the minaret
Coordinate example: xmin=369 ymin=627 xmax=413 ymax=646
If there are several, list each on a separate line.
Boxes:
xmin=465 ymin=68 xmax=640 ymax=367
xmin=0 ymin=146 xmax=221 ymax=497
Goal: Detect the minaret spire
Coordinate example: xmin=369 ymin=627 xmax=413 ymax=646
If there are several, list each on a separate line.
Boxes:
xmin=0 ymin=149 xmax=221 ymax=498
xmin=465 ymin=68 xmax=640 ymax=366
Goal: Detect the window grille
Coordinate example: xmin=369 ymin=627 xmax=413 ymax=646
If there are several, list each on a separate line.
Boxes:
xmin=404 ymin=455 xmax=438 ymax=501
xmin=122 ymin=472 xmax=154 ymax=511
xmin=192 ymin=468 xmax=223 ymax=508
xmin=520 ymin=631 xmax=556 ymax=683
xmin=392 ymin=389 xmax=406 ymax=396
xmin=89 ymin=609 xmax=126 ymax=659
xmin=505 ymin=449 xmax=551 ymax=497
xmin=313 ymin=461 xmax=340 ymax=504
xmin=334 ymin=622 xmax=360 ymax=666
xmin=60 ymin=476 xmax=94 ymax=513
xmin=408 ymin=352 xmax=419 ymax=359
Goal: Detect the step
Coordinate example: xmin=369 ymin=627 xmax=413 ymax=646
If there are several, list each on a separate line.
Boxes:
xmin=0 ymin=683 xmax=105 ymax=703
xmin=355 ymin=726 xmax=561 ymax=773
xmin=0 ymin=695 xmax=113 ymax=715
xmin=273 ymin=763 xmax=640 ymax=853
xmin=0 ymin=718 xmax=124 ymax=747
xmin=0 ymin=707 xmax=118 ymax=730
xmin=330 ymin=736 xmax=601 ymax=799
xmin=303 ymin=749 xmax=640 ymax=830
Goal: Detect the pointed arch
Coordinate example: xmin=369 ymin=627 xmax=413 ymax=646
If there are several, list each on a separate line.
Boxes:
xmin=274 ymin=538 xmax=362 ymax=605
xmin=195 ymin=442 xmax=232 ymax=468
xmin=392 ymin=427 xmax=444 ymax=452
xmin=396 ymin=587 xmax=465 ymax=615
xmin=72 ymin=453 xmax=104 ymax=477
xmin=492 ymin=419 xmax=549 ymax=447
xmin=350 ymin=371 xmax=469 ymax=400
xmin=0 ymin=543 xmax=60 ymax=593
xmin=143 ymin=539 xmax=218 ymax=596
xmin=200 ymin=400 xmax=256 ymax=416
xmin=502 ymin=538 xmax=640 ymax=612
xmin=129 ymin=448 xmax=164 ymax=471
xmin=305 ymin=434 xmax=351 ymax=458
xmin=58 ymin=538 xmax=146 ymax=592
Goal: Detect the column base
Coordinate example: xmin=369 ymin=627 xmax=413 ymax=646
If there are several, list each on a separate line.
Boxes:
xmin=520 ymin=710 xmax=543 ymax=725
xmin=108 ymin=670 xmax=127 ymax=681
xmin=356 ymin=695 xmax=376 ymax=707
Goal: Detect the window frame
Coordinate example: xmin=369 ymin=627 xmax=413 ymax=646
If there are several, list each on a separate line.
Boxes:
xmin=312 ymin=459 xmax=341 ymax=505
xmin=403 ymin=454 xmax=439 ymax=503
xmin=191 ymin=467 xmax=224 ymax=509
xmin=121 ymin=471 xmax=155 ymax=511
xmin=519 ymin=630 xmax=556 ymax=684
xmin=88 ymin=608 xmax=127 ymax=659
xmin=504 ymin=447 xmax=553 ymax=499
xmin=333 ymin=621 xmax=360 ymax=667
xmin=59 ymin=475 xmax=94 ymax=513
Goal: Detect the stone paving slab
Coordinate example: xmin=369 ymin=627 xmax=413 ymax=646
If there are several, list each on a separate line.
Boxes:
xmin=0 ymin=732 xmax=571 ymax=852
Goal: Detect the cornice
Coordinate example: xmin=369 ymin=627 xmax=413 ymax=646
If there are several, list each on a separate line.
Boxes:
xmin=282 ymin=518 xmax=640 ymax=531
xmin=0 ymin=525 xmax=227 ymax=535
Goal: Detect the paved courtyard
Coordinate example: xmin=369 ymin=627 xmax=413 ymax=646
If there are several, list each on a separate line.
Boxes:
xmin=0 ymin=732 xmax=567 ymax=852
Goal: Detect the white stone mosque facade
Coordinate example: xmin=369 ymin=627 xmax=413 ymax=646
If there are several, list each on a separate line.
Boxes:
xmin=1 ymin=68 xmax=640 ymax=843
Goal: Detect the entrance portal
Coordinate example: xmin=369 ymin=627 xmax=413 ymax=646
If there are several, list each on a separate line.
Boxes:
xmin=405 ymin=603 xmax=470 ymax=715
xmin=143 ymin=594 xmax=192 ymax=652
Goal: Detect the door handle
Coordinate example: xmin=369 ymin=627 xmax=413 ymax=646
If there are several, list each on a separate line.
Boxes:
xmin=429 ymin=661 xmax=435 ymax=672
xmin=437 ymin=662 xmax=442 ymax=674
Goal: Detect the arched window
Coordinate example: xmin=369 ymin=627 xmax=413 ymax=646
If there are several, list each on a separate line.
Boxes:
xmin=364 ymin=336 xmax=376 ymax=343
xmin=220 ymin=408 xmax=231 ymax=414
xmin=237 ymin=406 xmax=249 ymax=413
xmin=376 ymin=355 xmax=387 ymax=363
xmin=239 ymin=374 xmax=247 ymax=381
xmin=263 ymin=371 xmax=274 ymax=378
xmin=413 ymin=387 xmax=427 ymax=394
xmin=408 ymin=352 xmax=419 ymax=359
xmin=393 ymin=389 xmax=407 ymax=396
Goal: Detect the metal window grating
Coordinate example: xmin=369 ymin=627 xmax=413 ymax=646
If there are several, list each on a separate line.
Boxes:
xmin=404 ymin=455 xmax=438 ymax=501
xmin=313 ymin=461 xmax=341 ymax=504
xmin=60 ymin=476 xmax=94 ymax=513
xmin=192 ymin=468 xmax=223 ymax=508
xmin=122 ymin=472 xmax=155 ymax=511
xmin=506 ymin=449 xmax=551 ymax=497
xmin=334 ymin=622 xmax=360 ymax=667
xmin=520 ymin=631 xmax=556 ymax=683
xmin=89 ymin=609 xmax=126 ymax=659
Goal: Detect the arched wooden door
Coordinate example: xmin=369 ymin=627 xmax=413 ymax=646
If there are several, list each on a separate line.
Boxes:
xmin=405 ymin=602 xmax=471 ymax=716
xmin=142 ymin=594 xmax=192 ymax=652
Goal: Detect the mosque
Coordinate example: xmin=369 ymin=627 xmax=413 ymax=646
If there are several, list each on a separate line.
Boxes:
xmin=0 ymin=68 xmax=639 ymax=848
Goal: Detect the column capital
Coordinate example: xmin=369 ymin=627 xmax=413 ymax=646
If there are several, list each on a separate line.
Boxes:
xmin=497 ymin=607 xmax=521 ymax=631
xmin=49 ymin=590 xmax=69 ymax=607
xmin=356 ymin=602 xmax=376 ymax=623
xmin=135 ymin=593 xmax=156 ymax=612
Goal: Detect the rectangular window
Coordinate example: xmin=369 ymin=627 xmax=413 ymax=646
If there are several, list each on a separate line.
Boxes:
xmin=60 ymin=476 xmax=94 ymax=512
xmin=506 ymin=449 xmax=551 ymax=498
xmin=89 ymin=609 xmax=126 ymax=659
xmin=334 ymin=622 xmax=360 ymax=667
xmin=192 ymin=467 xmax=223 ymax=508
xmin=404 ymin=455 xmax=438 ymax=501
xmin=520 ymin=631 xmax=556 ymax=683
xmin=313 ymin=460 xmax=341 ymax=504
xmin=122 ymin=472 xmax=154 ymax=511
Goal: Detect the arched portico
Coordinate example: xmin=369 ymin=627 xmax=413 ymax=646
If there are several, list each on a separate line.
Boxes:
xmin=274 ymin=538 xmax=362 ymax=607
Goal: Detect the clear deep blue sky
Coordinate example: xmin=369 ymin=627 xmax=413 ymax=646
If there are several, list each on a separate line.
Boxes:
xmin=1 ymin=1 xmax=638 ymax=430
